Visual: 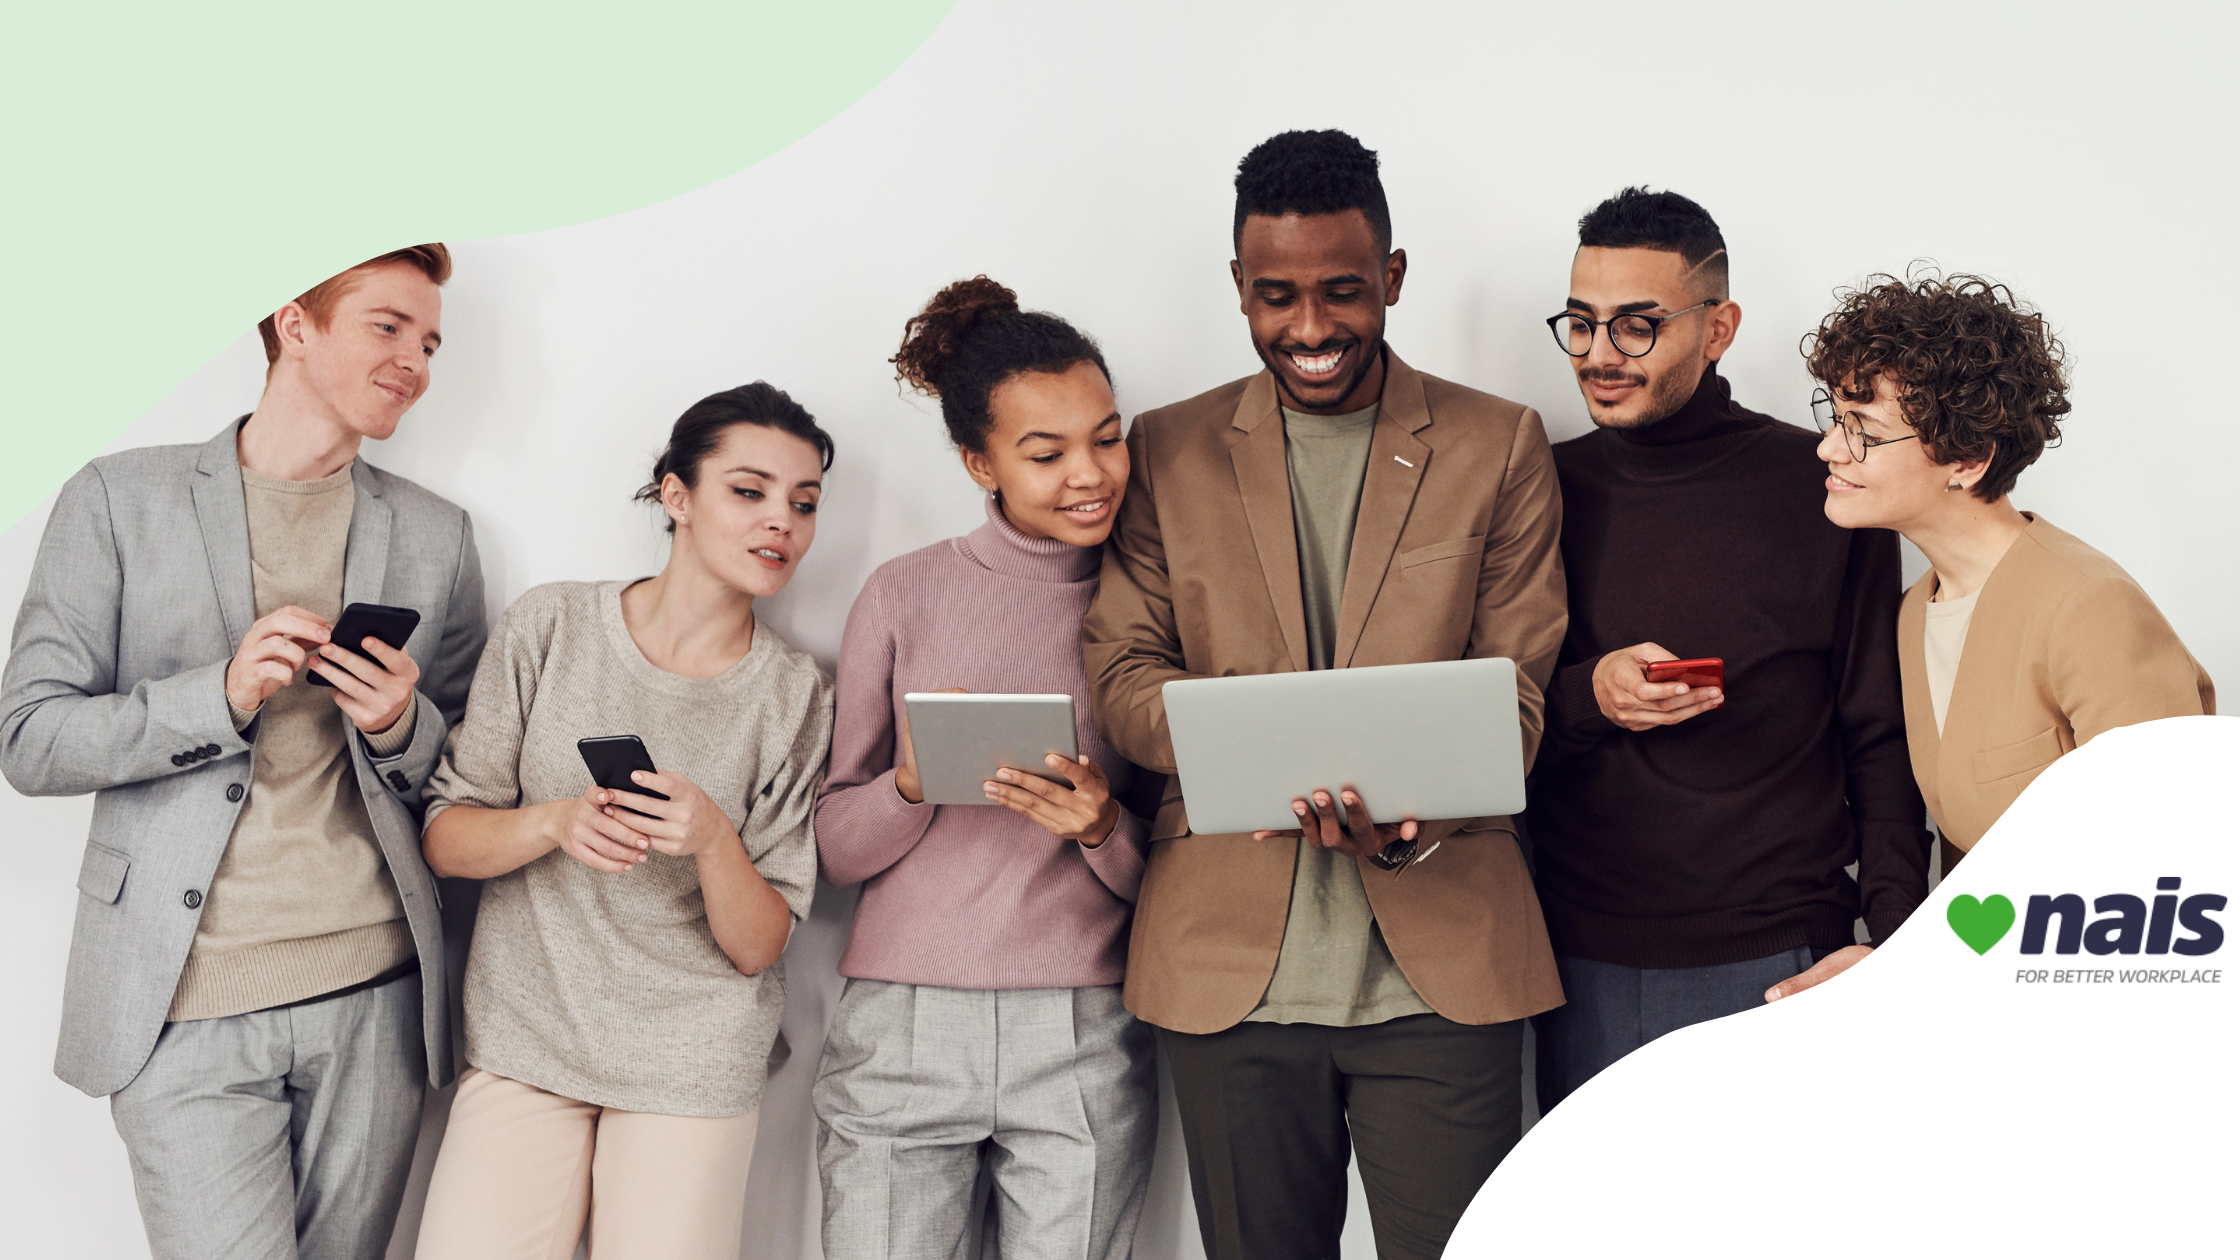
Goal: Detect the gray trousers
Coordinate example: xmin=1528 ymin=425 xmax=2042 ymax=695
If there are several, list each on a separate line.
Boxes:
xmin=1533 ymin=946 xmax=1824 ymax=1110
xmin=814 ymin=980 xmax=1157 ymax=1260
xmin=109 ymin=970 xmax=426 ymax=1260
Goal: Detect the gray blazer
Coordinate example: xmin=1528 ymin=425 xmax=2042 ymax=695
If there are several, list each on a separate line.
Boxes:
xmin=0 ymin=421 xmax=486 ymax=1097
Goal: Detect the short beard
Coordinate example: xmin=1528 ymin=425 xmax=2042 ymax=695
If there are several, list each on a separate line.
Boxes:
xmin=1582 ymin=361 xmax=1700 ymax=431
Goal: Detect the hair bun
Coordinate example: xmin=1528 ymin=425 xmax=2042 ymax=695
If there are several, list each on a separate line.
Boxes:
xmin=893 ymin=275 xmax=1021 ymax=397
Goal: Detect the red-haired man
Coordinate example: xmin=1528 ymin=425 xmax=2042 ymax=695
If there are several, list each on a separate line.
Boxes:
xmin=2 ymin=246 xmax=487 ymax=1259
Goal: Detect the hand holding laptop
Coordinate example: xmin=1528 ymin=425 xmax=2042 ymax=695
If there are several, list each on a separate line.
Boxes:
xmin=1162 ymin=658 xmax=1526 ymax=877
xmin=1251 ymin=787 xmax=1417 ymax=861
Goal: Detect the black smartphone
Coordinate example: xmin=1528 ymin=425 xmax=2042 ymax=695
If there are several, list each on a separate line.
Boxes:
xmin=308 ymin=602 xmax=422 ymax=687
xmin=576 ymin=735 xmax=670 ymax=817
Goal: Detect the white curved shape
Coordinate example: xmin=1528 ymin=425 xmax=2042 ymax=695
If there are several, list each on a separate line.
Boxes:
xmin=1455 ymin=716 xmax=2239 ymax=1257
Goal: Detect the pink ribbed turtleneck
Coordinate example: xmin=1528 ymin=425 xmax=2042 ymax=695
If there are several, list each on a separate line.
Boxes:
xmin=815 ymin=494 xmax=1148 ymax=989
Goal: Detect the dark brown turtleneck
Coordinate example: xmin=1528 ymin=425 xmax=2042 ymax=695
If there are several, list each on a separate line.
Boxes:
xmin=1528 ymin=365 xmax=1930 ymax=968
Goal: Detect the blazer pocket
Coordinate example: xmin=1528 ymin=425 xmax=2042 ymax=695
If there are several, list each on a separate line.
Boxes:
xmin=1974 ymin=726 xmax=2064 ymax=784
xmin=1398 ymin=534 xmax=1488 ymax=569
xmin=77 ymin=841 xmax=130 ymax=905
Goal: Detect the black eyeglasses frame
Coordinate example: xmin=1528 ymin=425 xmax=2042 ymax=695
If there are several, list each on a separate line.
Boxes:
xmin=1546 ymin=298 xmax=1721 ymax=360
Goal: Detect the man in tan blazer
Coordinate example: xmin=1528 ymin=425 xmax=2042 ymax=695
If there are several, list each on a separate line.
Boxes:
xmin=1082 ymin=130 xmax=1567 ymax=1260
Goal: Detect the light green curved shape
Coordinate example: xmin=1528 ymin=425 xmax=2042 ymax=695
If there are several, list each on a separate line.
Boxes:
xmin=0 ymin=0 xmax=955 ymax=530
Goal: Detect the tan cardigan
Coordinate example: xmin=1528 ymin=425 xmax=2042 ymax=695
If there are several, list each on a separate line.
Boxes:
xmin=1900 ymin=514 xmax=2213 ymax=854
xmin=1082 ymin=351 xmax=1569 ymax=1034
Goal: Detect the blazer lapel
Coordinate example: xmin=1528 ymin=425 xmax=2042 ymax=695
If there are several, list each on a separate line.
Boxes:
xmin=341 ymin=459 xmax=392 ymax=609
xmin=1227 ymin=373 xmax=1310 ymax=675
xmin=1333 ymin=351 xmax=1431 ymax=669
xmin=190 ymin=421 xmax=257 ymax=649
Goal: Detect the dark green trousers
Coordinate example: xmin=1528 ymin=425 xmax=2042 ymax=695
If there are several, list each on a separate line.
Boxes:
xmin=1160 ymin=1012 xmax=1526 ymax=1260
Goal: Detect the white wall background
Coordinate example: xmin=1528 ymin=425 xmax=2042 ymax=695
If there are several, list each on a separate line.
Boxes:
xmin=4 ymin=2 xmax=2233 ymax=1256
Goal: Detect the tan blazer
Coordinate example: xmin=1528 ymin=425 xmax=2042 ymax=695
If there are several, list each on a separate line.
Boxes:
xmin=1082 ymin=350 xmax=1568 ymax=1034
xmin=1901 ymin=514 xmax=2213 ymax=853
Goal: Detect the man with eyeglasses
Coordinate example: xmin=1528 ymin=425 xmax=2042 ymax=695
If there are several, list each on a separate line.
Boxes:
xmin=1525 ymin=188 xmax=1930 ymax=1109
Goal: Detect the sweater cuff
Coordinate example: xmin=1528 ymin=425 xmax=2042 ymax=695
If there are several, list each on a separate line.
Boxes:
xmin=1081 ymin=799 xmax=1145 ymax=853
xmin=228 ymin=696 xmax=259 ymax=733
xmin=1554 ymin=658 xmax=1619 ymax=738
xmin=1079 ymin=803 xmax=1149 ymax=903
xmin=1862 ymin=893 xmax=1924 ymax=948
xmin=814 ymin=767 xmax=939 ymax=887
xmin=361 ymin=707 xmax=417 ymax=758
xmin=1858 ymin=821 xmax=1934 ymax=946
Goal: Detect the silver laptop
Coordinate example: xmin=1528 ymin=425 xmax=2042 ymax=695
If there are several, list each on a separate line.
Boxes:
xmin=1160 ymin=658 xmax=1525 ymax=836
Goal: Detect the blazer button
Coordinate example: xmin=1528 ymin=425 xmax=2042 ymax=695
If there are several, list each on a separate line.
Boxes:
xmin=170 ymin=754 xmax=186 ymax=767
xmin=226 ymin=783 xmax=245 ymax=803
xmin=202 ymin=744 xmax=221 ymax=757
xmin=183 ymin=890 xmax=203 ymax=910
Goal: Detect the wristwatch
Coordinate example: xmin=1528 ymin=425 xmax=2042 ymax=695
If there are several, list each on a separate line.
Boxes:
xmin=1366 ymin=835 xmax=1440 ymax=879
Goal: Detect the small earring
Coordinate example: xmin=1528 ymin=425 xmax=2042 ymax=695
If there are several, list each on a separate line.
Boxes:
xmin=1945 ymin=482 xmax=1964 ymax=492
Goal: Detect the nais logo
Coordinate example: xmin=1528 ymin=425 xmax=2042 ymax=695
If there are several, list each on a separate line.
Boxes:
xmin=1948 ymin=878 xmax=2225 ymax=986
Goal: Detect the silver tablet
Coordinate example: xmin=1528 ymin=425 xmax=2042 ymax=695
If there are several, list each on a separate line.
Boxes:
xmin=903 ymin=692 xmax=1080 ymax=806
xmin=1160 ymin=658 xmax=1525 ymax=836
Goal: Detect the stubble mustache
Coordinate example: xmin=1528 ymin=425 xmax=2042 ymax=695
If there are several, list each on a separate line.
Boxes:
xmin=1579 ymin=368 xmax=1646 ymax=390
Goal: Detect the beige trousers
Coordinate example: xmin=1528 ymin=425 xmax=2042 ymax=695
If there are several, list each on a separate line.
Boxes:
xmin=414 ymin=1067 xmax=760 ymax=1260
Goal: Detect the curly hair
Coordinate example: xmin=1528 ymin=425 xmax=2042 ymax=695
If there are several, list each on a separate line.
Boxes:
xmin=1802 ymin=269 xmax=2068 ymax=503
xmin=1233 ymin=129 xmax=1391 ymax=255
xmin=892 ymin=276 xmax=1109 ymax=452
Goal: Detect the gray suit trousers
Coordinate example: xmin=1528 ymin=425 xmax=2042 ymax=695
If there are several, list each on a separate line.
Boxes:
xmin=1533 ymin=946 xmax=1825 ymax=1111
xmin=109 ymin=969 xmax=426 ymax=1260
xmin=814 ymin=980 xmax=1156 ymax=1260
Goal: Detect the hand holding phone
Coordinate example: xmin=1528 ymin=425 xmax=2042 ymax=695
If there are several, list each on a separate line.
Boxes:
xmin=225 ymin=604 xmax=335 ymax=713
xmin=573 ymin=737 xmax=739 ymax=865
xmin=308 ymin=603 xmax=421 ymax=687
xmin=1593 ymin=644 xmax=1725 ymax=732
xmin=578 ymin=736 xmax=671 ymax=818
xmin=1642 ymin=657 xmax=1724 ymax=690
xmin=301 ymin=602 xmax=426 ymax=736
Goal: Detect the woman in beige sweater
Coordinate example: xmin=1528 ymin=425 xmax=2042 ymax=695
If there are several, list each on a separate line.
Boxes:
xmin=1806 ymin=273 xmax=2212 ymax=873
xmin=413 ymin=383 xmax=837 ymax=1260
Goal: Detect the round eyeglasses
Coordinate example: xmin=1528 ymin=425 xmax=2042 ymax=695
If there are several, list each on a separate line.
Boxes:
xmin=1546 ymin=299 xmax=1719 ymax=359
xmin=1810 ymin=389 xmax=1920 ymax=462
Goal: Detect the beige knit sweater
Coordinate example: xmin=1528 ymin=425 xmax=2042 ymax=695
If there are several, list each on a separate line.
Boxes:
xmin=168 ymin=464 xmax=416 ymax=1022
xmin=426 ymin=580 xmax=831 ymax=1117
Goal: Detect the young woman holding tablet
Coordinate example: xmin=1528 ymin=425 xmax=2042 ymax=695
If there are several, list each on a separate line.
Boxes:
xmin=1805 ymin=273 xmax=2213 ymax=875
xmin=813 ymin=277 xmax=1154 ymax=1260
xmin=413 ymin=383 xmax=837 ymax=1260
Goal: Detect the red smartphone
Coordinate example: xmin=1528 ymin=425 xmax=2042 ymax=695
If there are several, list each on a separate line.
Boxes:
xmin=1642 ymin=657 xmax=1724 ymax=689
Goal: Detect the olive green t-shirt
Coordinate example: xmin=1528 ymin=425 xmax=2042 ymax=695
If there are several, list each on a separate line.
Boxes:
xmin=1245 ymin=403 xmax=1435 ymax=1027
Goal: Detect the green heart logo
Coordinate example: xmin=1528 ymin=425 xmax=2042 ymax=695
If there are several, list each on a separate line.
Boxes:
xmin=1947 ymin=894 xmax=2017 ymax=955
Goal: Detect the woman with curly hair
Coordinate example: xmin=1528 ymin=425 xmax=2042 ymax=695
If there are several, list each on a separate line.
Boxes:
xmin=811 ymin=277 xmax=1156 ymax=1259
xmin=1806 ymin=271 xmax=2213 ymax=869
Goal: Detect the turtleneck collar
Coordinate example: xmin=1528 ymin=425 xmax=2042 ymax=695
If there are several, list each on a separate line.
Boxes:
xmin=956 ymin=492 xmax=1103 ymax=584
xmin=1610 ymin=363 xmax=1756 ymax=448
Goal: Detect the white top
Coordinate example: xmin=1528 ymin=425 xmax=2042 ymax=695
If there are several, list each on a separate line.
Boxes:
xmin=1923 ymin=581 xmax=1983 ymax=736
